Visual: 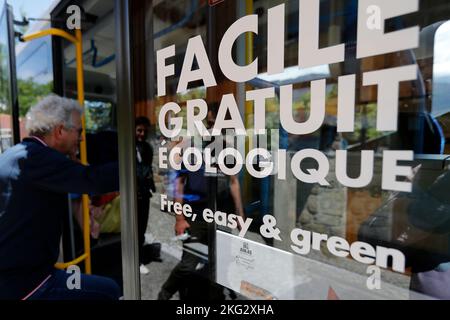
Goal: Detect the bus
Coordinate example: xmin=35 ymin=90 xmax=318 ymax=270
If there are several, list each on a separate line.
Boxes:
xmin=2 ymin=0 xmax=450 ymax=300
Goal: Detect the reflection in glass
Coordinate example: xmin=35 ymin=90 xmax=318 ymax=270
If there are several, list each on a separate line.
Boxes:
xmin=432 ymin=21 xmax=450 ymax=118
xmin=139 ymin=0 xmax=450 ymax=300
xmin=0 ymin=6 xmax=13 ymax=153
xmin=16 ymin=37 xmax=53 ymax=138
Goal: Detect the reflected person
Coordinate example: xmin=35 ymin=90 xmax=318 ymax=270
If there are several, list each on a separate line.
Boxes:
xmin=158 ymin=109 xmax=244 ymax=300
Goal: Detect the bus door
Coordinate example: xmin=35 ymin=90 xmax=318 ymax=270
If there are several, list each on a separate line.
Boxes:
xmin=50 ymin=0 xmax=122 ymax=287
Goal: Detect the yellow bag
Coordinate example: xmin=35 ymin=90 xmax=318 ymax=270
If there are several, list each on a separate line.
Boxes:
xmin=96 ymin=196 xmax=121 ymax=233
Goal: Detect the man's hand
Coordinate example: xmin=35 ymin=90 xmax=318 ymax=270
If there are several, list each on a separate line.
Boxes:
xmin=175 ymin=218 xmax=190 ymax=235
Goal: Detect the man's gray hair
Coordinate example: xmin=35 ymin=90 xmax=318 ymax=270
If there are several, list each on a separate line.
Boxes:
xmin=26 ymin=95 xmax=83 ymax=136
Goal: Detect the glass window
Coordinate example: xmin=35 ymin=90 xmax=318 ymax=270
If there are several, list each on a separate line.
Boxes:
xmin=84 ymin=100 xmax=113 ymax=133
xmin=134 ymin=0 xmax=450 ymax=300
xmin=16 ymin=37 xmax=53 ymax=138
xmin=55 ymin=0 xmax=121 ymax=281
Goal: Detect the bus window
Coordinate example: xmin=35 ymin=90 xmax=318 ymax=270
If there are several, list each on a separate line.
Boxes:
xmin=16 ymin=37 xmax=53 ymax=138
xmin=0 ymin=3 xmax=16 ymax=152
xmin=84 ymin=100 xmax=113 ymax=133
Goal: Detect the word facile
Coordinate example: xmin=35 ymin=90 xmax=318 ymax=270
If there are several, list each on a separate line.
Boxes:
xmin=157 ymin=0 xmax=419 ymax=193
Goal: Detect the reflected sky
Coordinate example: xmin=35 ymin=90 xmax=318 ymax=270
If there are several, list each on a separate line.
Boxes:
xmin=9 ymin=0 xmax=55 ymax=22
xmin=433 ymin=21 xmax=450 ymax=79
xmin=432 ymin=21 xmax=450 ymax=117
xmin=17 ymin=40 xmax=52 ymax=84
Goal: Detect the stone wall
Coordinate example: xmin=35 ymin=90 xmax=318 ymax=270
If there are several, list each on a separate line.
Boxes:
xmin=297 ymin=157 xmax=347 ymax=238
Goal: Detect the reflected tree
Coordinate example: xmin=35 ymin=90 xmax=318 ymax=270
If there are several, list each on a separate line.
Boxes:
xmin=18 ymin=78 xmax=53 ymax=117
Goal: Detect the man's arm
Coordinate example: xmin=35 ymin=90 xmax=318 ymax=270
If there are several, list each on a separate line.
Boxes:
xmin=23 ymin=147 xmax=119 ymax=195
xmin=174 ymin=175 xmax=190 ymax=235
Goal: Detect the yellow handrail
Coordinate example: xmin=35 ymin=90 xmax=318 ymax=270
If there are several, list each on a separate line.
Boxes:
xmin=22 ymin=28 xmax=91 ymax=274
xmin=21 ymin=28 xmax=77 ymax=44
xmin=55 ymin=253 xmax=88 ymax=270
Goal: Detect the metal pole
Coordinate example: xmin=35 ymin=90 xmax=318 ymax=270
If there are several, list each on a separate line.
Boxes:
xmin=115 ymin=0 xmax=141 ymax=300
xmin=6 ymin=4 xmax=19 ymax=145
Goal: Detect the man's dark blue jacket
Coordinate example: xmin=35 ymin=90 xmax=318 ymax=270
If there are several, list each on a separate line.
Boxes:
xmin=0 ymin=138 xmax=119 ymax=299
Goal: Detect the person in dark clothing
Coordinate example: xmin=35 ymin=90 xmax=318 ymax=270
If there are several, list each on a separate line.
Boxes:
xmin=0 ymin=95 xmax=120 ymax=300
xmin=157 ymin=109 xmax=244 ymax=300
xmin=135 ymin=116 xmax=156 ymax=274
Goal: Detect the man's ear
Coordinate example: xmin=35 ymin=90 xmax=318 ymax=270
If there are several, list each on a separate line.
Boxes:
xmin=54 ymin=124 xmax=65 ymax=140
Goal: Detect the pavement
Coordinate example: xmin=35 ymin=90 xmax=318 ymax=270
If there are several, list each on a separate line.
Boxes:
xmin=139 ymin=197 xmax=182 ymax=300
xmin=140 ymin=251 xmax=180 ymax=300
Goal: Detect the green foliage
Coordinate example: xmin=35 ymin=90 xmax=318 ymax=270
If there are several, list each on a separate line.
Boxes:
xmin=18 ymin=78 xmax=53 ymax=117
xmin=84 ymin=100 xmax=112 ymax=133
xmin=0 ymin=42 xmax=11 ymax=112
